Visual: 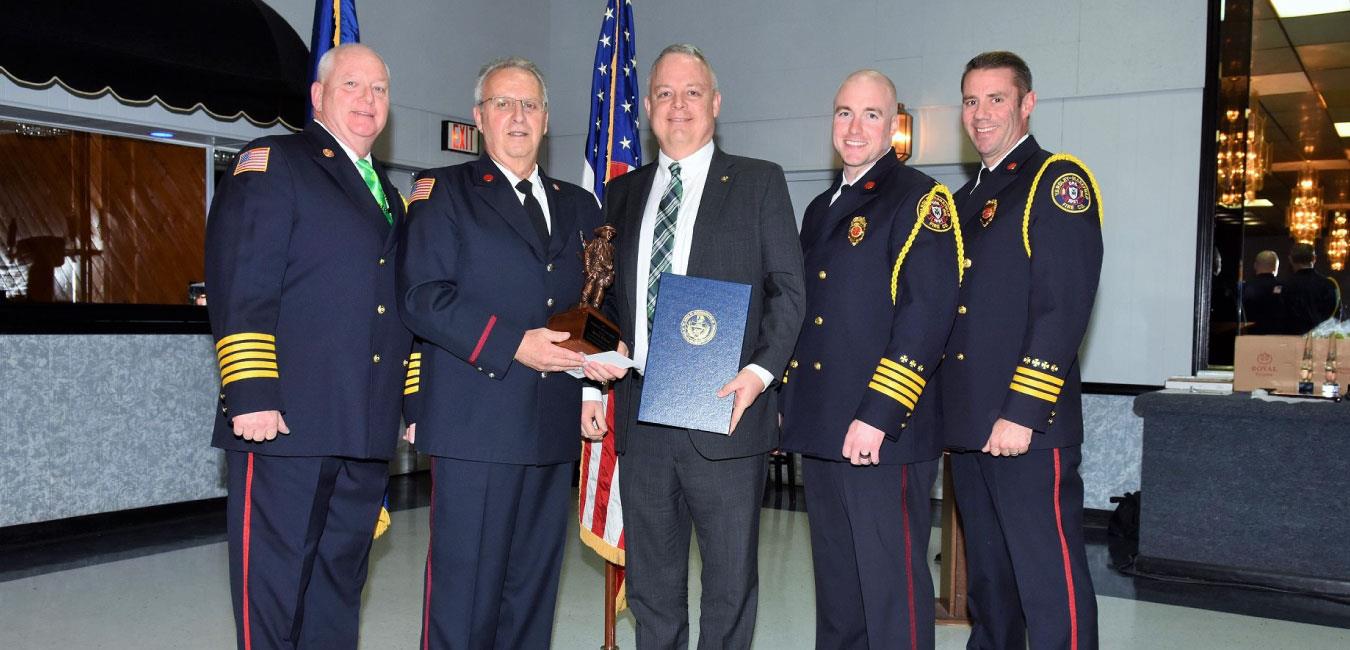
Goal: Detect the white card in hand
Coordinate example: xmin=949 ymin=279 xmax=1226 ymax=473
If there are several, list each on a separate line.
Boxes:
xmin=564 ymin=350 xmax=637 ymax=378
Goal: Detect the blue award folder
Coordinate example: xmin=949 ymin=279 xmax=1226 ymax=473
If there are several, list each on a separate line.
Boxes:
xmin=638 ymin=273 xmax=751 ymax=435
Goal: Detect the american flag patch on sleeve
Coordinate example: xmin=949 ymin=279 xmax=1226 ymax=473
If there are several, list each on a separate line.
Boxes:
xmin=409 ymin=177 xmax=436 ymax=203
xmin=233 ymin=147 xmax=271 ymax=175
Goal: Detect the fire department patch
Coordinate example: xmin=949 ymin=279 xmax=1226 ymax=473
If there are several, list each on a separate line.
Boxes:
xmin=1050 ymin=172 xmax=1091 ymax=213
xmin=980 ymin=199 xmax=998 ymax=227
xmin=920 ymin=192 xmax=952 ymax=232
xmin=848 ymin=216 xmax=867 ymax=246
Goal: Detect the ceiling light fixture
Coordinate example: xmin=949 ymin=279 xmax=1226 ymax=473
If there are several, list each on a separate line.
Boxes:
xmin=1270 ymin=0 xmax=1350 ymax=18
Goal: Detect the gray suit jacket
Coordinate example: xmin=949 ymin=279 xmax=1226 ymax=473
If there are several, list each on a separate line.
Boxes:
xmin=603 ymin=148 xmax=805 ymax=460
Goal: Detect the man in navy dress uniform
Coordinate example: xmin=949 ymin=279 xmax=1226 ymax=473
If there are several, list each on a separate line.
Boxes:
xmin=779 ymin=70 xmax=962 ymax=650
xmin=941 ymin=51 xmax=1103 ymax=649
xmin=205 ymin=43 xmax=410 ymax=649
xmin=397 ymin=57 xmax=603 ymax=649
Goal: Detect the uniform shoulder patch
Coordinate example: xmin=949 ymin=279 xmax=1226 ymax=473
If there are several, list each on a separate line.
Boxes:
xmin=1050 ymin=171 xmax=1091 ymax=213
xmin=233 ymin=147 xmax=270 ymax=175
xmin=919 ymin=189 xmax=953 ymax=232
xmin=409 ymin=177 xmax=436 ymax=203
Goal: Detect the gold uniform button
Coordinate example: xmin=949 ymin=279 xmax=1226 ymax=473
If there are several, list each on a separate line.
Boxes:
xmin=814 ymin=316 xmax=824 ymax=326
xmin=812 ymin=361 xmax=822 ymax=371
xmin=546 ymin=298 xmax=555 ymax=307
xmin=900 ymin=422 xmax=907 ymax=429
xmin=955 ymin=353 xmax=965 ymax=361
xmin=546 ymin=263 xmax=554 ymax=272
xmin=818 ymin=270 xmax=828 ymax=280
xmin=402 ymin=359 xmax=409 ymax=367
xmin=378 ymin=258 xmax=386 ymax=266
xmin=1048 ymin=418 xmax=1055 ymax=424
xmin=541 ymin=372 xmax=548 ymax=378
xmin=790 ymin=360 xmax=799 ymax=369
xmin=964 ymin=258 xmax=973 ymax=269
xmin=958 ymin=305 xmax=967 ymax=315
xmin=377 ymin=305 xmax=386 ymax=314
xmin=373 ymin=354 xmax=382 ymax=364
xmin=488 ymin=372 xmax=496 ymax=378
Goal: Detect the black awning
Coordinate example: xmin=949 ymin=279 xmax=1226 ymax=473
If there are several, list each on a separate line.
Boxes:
xmin=0 ymin=0 xmax=309 ymax=130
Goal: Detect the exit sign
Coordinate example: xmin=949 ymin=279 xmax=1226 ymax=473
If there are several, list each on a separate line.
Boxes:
xmin=442 ymin=120 xmax=480 ymax=154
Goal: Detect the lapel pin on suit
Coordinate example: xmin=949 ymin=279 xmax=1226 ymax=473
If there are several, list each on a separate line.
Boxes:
xmin=863 ymin=180 xmax=876 ymax=191
xmin=552 ymin=182 xmax=560 ymax=191
xmin=322 ymin=148 xmax=335 ymax=158
xmin=483 ymin=173 xmax=495 ymax=183
xmin=720 ymin=175 xmax=729 ymax=183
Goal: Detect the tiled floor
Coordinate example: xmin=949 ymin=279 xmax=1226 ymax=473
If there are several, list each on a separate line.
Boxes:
xmin=2 ymin=475 xmax=1348 ymax=649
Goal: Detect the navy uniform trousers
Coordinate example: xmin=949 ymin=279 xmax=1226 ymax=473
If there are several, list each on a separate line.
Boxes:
xmin=225 ymin=452 xmax=388 ymax=650
xmin=949 ymin=447 xmax=1096 ymax=650
xmin=420 ymin=458 xmax=571 ymax=650
xmin=802 ymin=457 xmax=938 ymax=650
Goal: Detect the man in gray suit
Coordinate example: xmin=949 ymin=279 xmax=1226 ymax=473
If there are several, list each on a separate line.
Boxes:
xmin=580 ymin=43 xmax=805 ymax=648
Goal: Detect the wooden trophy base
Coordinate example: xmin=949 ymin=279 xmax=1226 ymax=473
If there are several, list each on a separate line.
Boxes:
xmin=547 ymin=305 xmax=621 ymax=355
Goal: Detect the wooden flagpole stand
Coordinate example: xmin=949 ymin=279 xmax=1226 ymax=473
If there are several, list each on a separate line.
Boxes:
xmin=602 ymin=561 xmax=619 ymax=650
xmin=935 ymin=452 xmax=971 ymax=625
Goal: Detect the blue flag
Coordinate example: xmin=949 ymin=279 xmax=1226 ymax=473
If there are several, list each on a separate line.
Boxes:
xmin=583 ymin=0 xmax=642 ymax=202
xmin=307 ymin=0 xmax=361 ymax=116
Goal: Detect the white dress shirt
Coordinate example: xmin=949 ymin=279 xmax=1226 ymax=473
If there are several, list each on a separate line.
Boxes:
xmin=972 ymin=133 xmax=1030 ymax=189
xmin=492 ymin=159 xmax=551 ymax=232
xmin=829 ymin=157 xmax=880 ymax=205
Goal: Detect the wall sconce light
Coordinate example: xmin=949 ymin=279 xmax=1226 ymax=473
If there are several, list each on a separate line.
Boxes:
xmin=892 ymin=103 xmax=912 ymax=163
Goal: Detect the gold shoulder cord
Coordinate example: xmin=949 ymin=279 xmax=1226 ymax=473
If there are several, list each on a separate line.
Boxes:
xmin=891 ymin=184 xmax=963 ymax=304
xmin=1021 ymin=154 xmax=1104 ymax=258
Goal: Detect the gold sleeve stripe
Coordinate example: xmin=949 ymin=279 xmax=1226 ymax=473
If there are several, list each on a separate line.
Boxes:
xmin=878 ymin=358 xmax=926 ymax=387
xmin=410 ymin=352 xmax=422 ymax=360
xmin=405 ymin=369 xmax=420 ymax=379
xmin=874 ymin=366 xmax=923 ymax=397
xmin=217 ymin=341 xmax=276 ymax=360
xmin=871 ymin=374 xmax=920 ymax=403
xmin=218 ymin=350 xmax=277 ymax=367
xmin=405 ymin=377 xmax=420 ymax=388
xmin=409 ymin=360 xmax=422 ymax=369
xmin=1015 ymin=366 xmax=1064 ymax=386
xmin=221 ymin=360 xmax=279 ymax=376
xmin=1012 ymin=375 xmax=1061 ymax=395
xmin=1009 ymin=382 xmax=1058 ymax=403
xmin=1021 ymin=153 xmax=1103 ymax=258
xmin=869 ymin=381 xmax=917 ymax=410
xmin=216 ymin=332 xmax=276 ymax=350
xmin=404 ymin=385 xmax=420 ymax=395
xmin=221 ymin=369 xmax=280 ymax=386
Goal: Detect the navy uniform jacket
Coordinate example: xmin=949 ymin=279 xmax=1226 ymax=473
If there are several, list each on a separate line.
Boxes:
xmin=205 ymin=122 xmax=412 ymax=460
xmin=397 ymin=156 xmax=602 ymax=465
xmin=941 ymin=135 xmax=1103 ymax=451
xmin=781 ymin=153 xmax=962 ymax=464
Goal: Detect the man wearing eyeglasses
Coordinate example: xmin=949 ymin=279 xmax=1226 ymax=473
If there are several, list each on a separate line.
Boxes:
xmin=397 ymin=56 xmax=603 ymax=649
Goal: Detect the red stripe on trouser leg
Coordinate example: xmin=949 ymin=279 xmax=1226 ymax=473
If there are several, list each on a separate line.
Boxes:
xmin=1052 ymin=448 xmax=1079 ymax=650
xmin=422 ymin=459 xmax=436 ymax=650
xmin=901 ymin=464 xmax=916 ymax=650
xmin=241 ymin=452 xmax=255 ymax=650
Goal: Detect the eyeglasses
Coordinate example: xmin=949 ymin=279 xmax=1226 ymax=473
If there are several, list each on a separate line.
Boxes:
xmin=479 ymin=96 xmax=545 ymax=115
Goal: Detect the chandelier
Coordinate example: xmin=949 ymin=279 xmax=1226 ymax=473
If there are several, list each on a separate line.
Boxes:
xmin=1286 ymin=163 xmax=1322 ymax=244
xmin=1216 ymin=102 xmax=1269 ymax=208
xmin=1327 ymin=211 xmax=1348 ymax=271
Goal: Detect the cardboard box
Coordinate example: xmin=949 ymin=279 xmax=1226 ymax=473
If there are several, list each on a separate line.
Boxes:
xmin=1233 ymin=335 xmax=1349 ymax=393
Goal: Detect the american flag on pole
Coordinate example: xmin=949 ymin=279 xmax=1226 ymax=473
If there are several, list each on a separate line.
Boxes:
xmin=579 ymin=0 xmax=640 ymax=615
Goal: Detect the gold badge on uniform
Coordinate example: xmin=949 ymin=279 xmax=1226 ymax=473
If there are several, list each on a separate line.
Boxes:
xmin=980 ymin=199 xmax=998 ymax=227
xmin=322 ymin=148 xmax=335 ymax=158
xmin=921 ymin=192 xmax=952 ymax=232
xmin=1050 ymin=173 xmax=1091 ymax=213
xmin=847 ymin=216 xmax=867 ymax=246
